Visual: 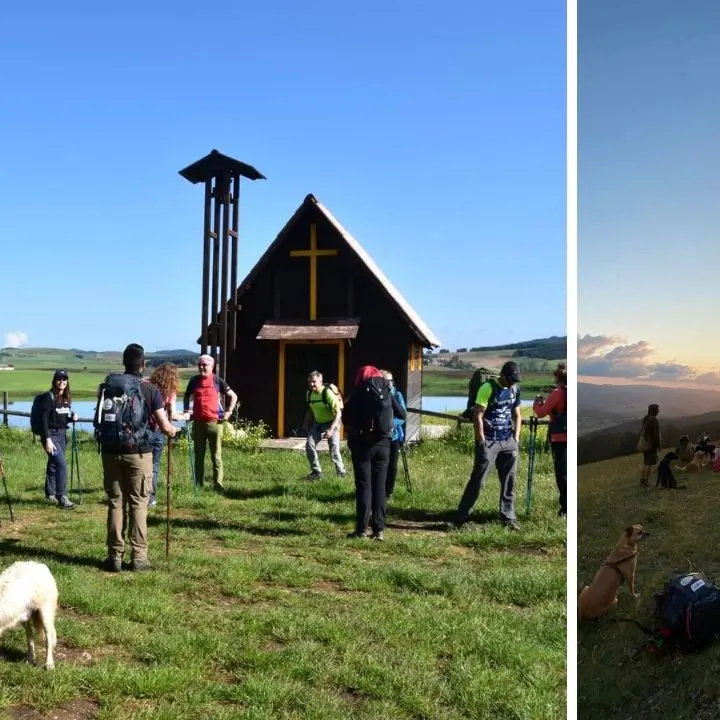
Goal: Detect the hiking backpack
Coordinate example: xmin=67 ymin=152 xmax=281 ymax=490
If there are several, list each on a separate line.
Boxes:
xmin=654 ymin=572 xmax=720 ymax=652
xmin=30 ymin=391 xmax=52 ymax=436
xmin=460 ymin=370 xmax=488 ymax=420
xmin=93 ymin=373 xmax=151 ymax=453
xmin=346 ymin=376 xmax=394 ymax=440
xmin=306 ymin=383 xmax=344 ymax=411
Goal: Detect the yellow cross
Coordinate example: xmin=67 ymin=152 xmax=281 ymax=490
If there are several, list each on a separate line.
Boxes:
xmin=289 ymin=222 xmax=337 ymax=320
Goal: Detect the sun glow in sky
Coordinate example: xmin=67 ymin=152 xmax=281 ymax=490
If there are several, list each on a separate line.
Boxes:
xmin=579 ymin=0 xmax=720 ymax=387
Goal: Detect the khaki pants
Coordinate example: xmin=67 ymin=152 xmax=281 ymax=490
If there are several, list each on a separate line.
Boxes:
xmin=102 ymin=452 xmax=152 ymax=562
xmin=192 ymin=421 xmax=224 ymax=488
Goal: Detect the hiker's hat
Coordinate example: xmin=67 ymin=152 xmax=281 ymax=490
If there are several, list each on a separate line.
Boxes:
xmin=500 ymin=361 xmax=521 ymax=383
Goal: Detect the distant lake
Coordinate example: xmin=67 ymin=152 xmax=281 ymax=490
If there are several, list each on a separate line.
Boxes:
xmin=2 ymin=395 xmax=533 ymax=431
xmin=2 ymin=400 xmax=184 ymax=432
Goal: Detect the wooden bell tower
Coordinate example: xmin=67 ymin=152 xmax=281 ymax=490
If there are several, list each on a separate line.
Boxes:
xmin=178 ymin=150 xmax=266 ymax=380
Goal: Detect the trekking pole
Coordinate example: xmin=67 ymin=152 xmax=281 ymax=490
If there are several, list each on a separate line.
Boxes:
xmin=186 ymin=421 xmax=198 ymax=499
xmin=400 ymin=442 xmax=413 ymax=493
xmin=525 ymin=416 xmax=537 ymax=515
xmin=165 ymin=431 xmax=172 ymax=560
xmin=0 ymin=453 xmax=16 ymax=524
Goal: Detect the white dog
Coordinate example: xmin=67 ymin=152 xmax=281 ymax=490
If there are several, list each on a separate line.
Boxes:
xmin=0 ymin=561 xmax=58 ymax=669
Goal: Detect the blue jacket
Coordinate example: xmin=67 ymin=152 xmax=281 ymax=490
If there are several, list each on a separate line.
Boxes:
xmin=391 ymin=389 xmax=407 ymax=442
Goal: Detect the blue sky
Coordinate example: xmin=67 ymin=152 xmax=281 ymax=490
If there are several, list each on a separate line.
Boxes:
xmin=0 ymin=1 xmax=566 ymax=353
xmin=579 ymin=0 xmax=720 ymax=387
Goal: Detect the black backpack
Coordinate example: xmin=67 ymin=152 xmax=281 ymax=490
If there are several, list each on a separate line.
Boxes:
xmin=345 ymin=376 xmax=394 ymax=440
xmin=30 ymin=391 xmax=52 ymax=436
xmin=93 ymin=373 xmax=151 ymax=453
xmin=654 ymin=572 xmax=720 ymax=652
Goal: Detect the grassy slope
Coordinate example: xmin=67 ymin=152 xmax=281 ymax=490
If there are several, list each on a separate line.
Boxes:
xmin=578 ymin=453 xmax=720 ymax=720
xmin=0 ymin=427 xmax=566 ymax=719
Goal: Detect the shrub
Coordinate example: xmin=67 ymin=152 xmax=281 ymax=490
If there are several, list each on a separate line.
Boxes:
xmin=222 ymin=418 xmax=271 ymax=453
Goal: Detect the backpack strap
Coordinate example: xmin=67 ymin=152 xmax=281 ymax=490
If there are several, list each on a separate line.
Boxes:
xmin=484 ymin=379 xmax=499 ymax=412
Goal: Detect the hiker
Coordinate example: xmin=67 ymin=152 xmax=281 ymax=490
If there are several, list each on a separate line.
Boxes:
xmin=380 ymin=370 xmax=407 ymax=498
xmin=95 ymin=344 xmax=177 ymax=572
xmin=303 ymin=370 xmax=346 ymax=480
xmin=533 ymin=362 xmax=567 ymax=516
xmin=37 ymin=369 xmax=78 ymax=509
xmin=342 ymin=365 xmax=406 ymax=541
xmin=638 ymin=403 xmax=662 ymax=487
xmin=147 ymin=362 xmax=184 ymax=507
xmin=183 ymin=354 xmax=237 ymax=493
xmin=453 ymin=360 xmax=522 ymax=532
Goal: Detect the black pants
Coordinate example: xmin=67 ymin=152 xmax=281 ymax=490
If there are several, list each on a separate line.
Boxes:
xmin=386 ymin=440 xmax=401 ymax=497
xmin=551 ymin=441 xmax=567 ymax=515
xmin=350 ymin=439 xmax=390 ymax=535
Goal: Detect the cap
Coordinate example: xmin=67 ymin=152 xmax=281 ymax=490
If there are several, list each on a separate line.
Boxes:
xmin=53 ymin=369 xmax=69 ymax=380
xmin=500 ymin=361 xmax=521 ymax=383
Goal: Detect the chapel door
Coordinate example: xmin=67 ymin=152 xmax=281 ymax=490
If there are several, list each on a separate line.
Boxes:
xmin=283 ymin=343 xmax=340 ymax=437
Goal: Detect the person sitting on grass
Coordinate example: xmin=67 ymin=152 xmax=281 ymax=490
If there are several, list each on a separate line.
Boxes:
xmin=38 ymin=369 xmax=78 ymax=509
xmin=303 ymin=370 xmax=346 ymax=480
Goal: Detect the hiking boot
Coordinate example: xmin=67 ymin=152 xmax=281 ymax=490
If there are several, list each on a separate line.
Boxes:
xmin=44 ymin=496 xmax=58 ymax=505
xmin=57 ymin=496 xmax=75 ymax=509
xmin=338 ymin=471 xmax=347 ymax=479
xmin=503 ymin=520 xmax=520 ymax=533
xmin=148 ymin=498 xmax=157 ymax=508
xmin=372 ymin=531 xmax=385 ymax=542
xmin=103 ymin=556 xmax=121 ymax=573
xmin=307 ymin=471 xmax=322 ymax=480
xmin=130 ymin=558 xmax=152 ymax=572
xmin=212 ymin=484 xmax=225 ymax=495
xmin=347 ymin=531 xmax=368 ymax=540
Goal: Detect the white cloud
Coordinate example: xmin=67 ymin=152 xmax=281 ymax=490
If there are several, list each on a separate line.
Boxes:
xmin=4 ymin=331 xmax=28 ymax=348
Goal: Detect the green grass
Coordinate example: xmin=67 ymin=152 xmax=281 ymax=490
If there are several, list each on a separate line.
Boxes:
xmin=0 ymin=426 xmax=566 ymax=719
xmin=422 ymin=369 xmax=554 ymax=397
xmin=0 ymin=369 xmax=197 ymax=401
xmin=578 ymin=453 xmax=720 ymax=720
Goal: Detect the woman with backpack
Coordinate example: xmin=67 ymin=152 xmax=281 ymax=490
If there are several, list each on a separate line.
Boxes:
xmin=146 ymin=362 xmax=183 ymax=507
xmin=38 ymin=369 xmax=78 ymax=509
xmin=342 ymin=365 xmax=407 ymax=541
xmin=533 ymin=362 xmax=567 ymax=516
xmin=381 ymin=370 xmax=407 ymax=499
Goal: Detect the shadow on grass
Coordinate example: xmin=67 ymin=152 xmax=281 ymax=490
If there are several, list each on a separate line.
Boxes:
xmin=0 ymin=539 xmax=106 ymax=570
xmin=222 ymin=485 xmax=291 ymax=501
xmin=0 ymin=646 xmax=27 ymax=664
xmin=146 ymin=515 xmax=311 ymax=538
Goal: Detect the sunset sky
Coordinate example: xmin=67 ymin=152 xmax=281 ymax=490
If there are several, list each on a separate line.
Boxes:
xmin=579 ymin=0 xmax=720 ymax=387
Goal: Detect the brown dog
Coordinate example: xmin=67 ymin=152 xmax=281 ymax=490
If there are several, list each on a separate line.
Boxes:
xmin=578 ymin=524 xmax=649 ymax=620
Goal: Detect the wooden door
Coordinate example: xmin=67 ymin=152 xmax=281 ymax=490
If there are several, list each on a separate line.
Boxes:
xmin=283 ymin=343 xmax=340 ymax=437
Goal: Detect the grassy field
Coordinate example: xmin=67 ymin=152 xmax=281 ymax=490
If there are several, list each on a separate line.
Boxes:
xmin=1 ymin=368 xmax=556 ymax=402
xmin=578 ymin=453 xmax=720 ymax=719
xmin=0 ymin=426 xmax=566 ymax=719
xmin=422 ymin=368 xmax=554 ymax=397
xmin=0 ymin=369 xmax=197 ymax=401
